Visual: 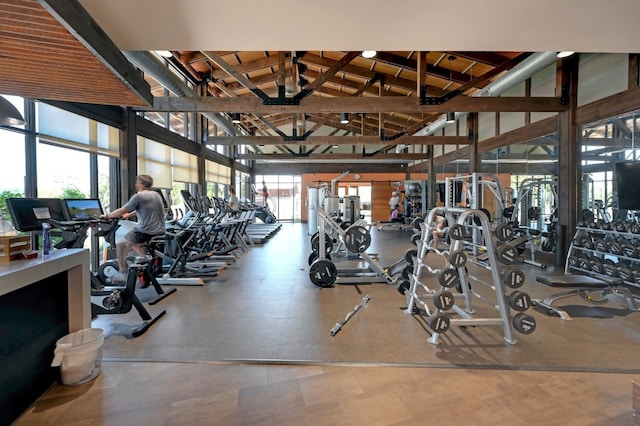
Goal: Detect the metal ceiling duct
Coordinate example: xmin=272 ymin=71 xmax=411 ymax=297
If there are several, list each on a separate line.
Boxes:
xmin=414 ymin=51 xmax=559 ymax=136
xmin=123 ymin=51 xmax=237 ymax=136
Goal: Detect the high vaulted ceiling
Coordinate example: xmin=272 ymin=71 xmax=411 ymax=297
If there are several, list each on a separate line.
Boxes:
xmin=2 ymin=0 xmax=639 ymax=171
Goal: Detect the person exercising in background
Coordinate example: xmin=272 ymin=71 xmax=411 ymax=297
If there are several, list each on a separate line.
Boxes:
xmin=261 ymin=180 xmax=269 ymax=207
xmin=103 ymin=174 xmax=165 ymax=280
xmin=432 ymin=214 xmax=447 ymax=249
xmin=228 ymin=187 xmax=240 ymax=217
xmin=388 ymin=191 xmax=400 ymax=218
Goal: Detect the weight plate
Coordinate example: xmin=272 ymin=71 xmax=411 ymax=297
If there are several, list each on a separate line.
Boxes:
xmin=309 ymin=259 xmax=338 ymax=288
xmin=396 ymin=279 xmax=410 ymax=295
xmin=496 ymin=244 xmax=518 ymax=265
xmin=508 ymin=290 xmax=532 ymax=312
xmin=502 ymin=268 xmax=525 ymax=289
xmin=622 ymin=243 xmax=637 ymax=258
xmin=438 ymin=268 xmax=459 ymax=288
xmin=594 ymin=238 xmax=608 ymax=252
xmin=494 ymin=223 xmax=514 ymax=242
xmin=608 ymin=241 xmax=622 ymax=255
xmin=590 ymin=259 xmax=604 ymax=274
xmin=401 ymin=264 xmax=413 ymax=280
xmin=578 ymin=258 xmax=591 ymax=271
xmin=344 ymin=225 xmax=372 ymax=253
xmin=582 ymin=239 xmax=594 ymax=250
xmin=410 ymin=233 xmax=421 ymax=246
xmin=427 ymin=313 xmax=451 ymax=334
xmin=449 ymin=224 xmax=466 ymax=240
xmin=512 ymin=313 xmax=536 ymax=334
xmin=308 ymin=251 xmax=331 ymax=266
xmin=311 ymin=232 xmax=333 ymax=254
xmin=448 ymin=250 xmax=468 ymax=268
xmin=473 ymin=208 xmax=491 ymax=226
xmin=602 ymin=263 xmax=619 ymax=277
xmin=618 ymin=267 xmax=633 ymax=281
xmin=433 ymin=290 xmax=455 ymax=311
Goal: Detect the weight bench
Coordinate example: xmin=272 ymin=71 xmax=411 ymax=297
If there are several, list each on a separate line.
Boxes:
xmin=535 ymin=274 xmax=639 ymax=320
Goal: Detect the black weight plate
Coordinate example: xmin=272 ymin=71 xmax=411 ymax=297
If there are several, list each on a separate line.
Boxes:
xmin=512 ymin=313 xmax=536 ymax=334
xmin=344 ymin=225 xmax=372 ymax=253
xmin=307 ymin=251 xmax=318 ymax=266
xmin=508 ymin=290 xmax=532 ymax=312
xmin=496 ymin=244 xmax=518 ymax=265
xmin=608 ymin=241 xmax=622 ymax=255
xmin=427 ymin=313 xmax=451 ymax=333
xmin=622 ymin=243 xmax=637 ymax=258
xmin=618 ymin=267 xmax=633 ymax=281
xmin=404 ymin=249 xmax=418 ymax=263
xmin=448 ymin=250 xmax=468 ymax=268
xmin=582 ymin=239 xmax=594 ymax=250
xmin=433 ymin=291 xmax=455 ymax=311
xmin=594 ymin=238 xmax=608 ymax=252
xmin=473 ymin=208 xmax=491 ymax=226
xmin=401 ymin=264 xmax=413 ymax=280
xmin=494 ymin=223 xmax=514 ymax=242
xmin=449 ymin=224 xmax=466 ymax=240
xmin=578 ymin=258 xmax=591 ymax=271
xmin=410 ymin=233 xmax=421 ymax=246
xmin=396 ymin=279 xmax=410 ymax=295
xmin=309 ymin=259 xmax=338 ymax=288
xmin=438 ymin=268 xmax=459 ymax=288
xmin=602 ymin=263 xmax=619 ymax=277
xmin=590 ymin=259 xmax=603 ymax=275
xmin=311 ymin=232 xmax=333 ymax=254
xmin=502 ymin=268 xmax=525 ymax=289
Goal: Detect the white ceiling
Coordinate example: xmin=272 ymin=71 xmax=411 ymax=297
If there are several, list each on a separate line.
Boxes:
xmin=79 ymin=0 xmax=640 ymax=53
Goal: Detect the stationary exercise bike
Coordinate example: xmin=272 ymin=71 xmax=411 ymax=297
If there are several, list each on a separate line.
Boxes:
xmin=46 ymin=217 xmax=167 ymax=337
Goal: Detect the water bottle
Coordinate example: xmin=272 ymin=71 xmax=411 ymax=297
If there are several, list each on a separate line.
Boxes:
xmin=42 ymin=222 xmax=51 ymax=255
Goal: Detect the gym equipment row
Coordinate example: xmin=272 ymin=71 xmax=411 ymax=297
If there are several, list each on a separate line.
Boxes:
xmin=532 ymin=224 xmax=640 ymax=320
xmin=308 ymin=207 xmax=396 ymax=287
xmin=400 ymin=207 xmax=537 ymax=345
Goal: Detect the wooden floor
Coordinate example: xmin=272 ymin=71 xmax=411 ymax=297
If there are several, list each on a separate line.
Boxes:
xmin=14 ymin=222 xmax=640 ymax=425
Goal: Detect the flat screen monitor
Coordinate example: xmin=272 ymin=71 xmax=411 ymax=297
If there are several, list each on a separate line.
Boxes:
xmin=615 ymin=161 xmax=640 ymax=210
xmin=63 ymin=198 xmax=104 ymax=221
xmin=6 ymin=198 xmax=68 ymax=232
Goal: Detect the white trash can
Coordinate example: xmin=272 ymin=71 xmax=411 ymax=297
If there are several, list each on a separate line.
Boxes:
xmin=51 ymin=328 xmax=104 ymax=386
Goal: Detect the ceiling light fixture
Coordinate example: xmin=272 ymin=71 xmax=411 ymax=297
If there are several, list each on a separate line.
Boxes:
xmin=557 ymin=51 xmax=575 ymax=58
xmin=340 ymin=112 xmax=349 ymax=124
xmin=155 ymin=50 xmax=173 ymax=58
xmin=362 ymin=51 xmax=377 ymax=59
xmin=446 ymin=112 xmax=456 ymax=123
xmin=0 ymin=95 xmax=25 ymax=126
xmin=231 ymin=113 xmax=241 ymax=124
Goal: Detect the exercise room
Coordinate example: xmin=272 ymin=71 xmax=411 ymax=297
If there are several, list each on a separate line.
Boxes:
xmin=1 ymin=1 xmax=640 ymax=425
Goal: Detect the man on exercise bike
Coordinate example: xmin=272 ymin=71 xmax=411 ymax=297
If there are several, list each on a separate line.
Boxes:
xmin=103 ymin=174 xmax=165 ymax=281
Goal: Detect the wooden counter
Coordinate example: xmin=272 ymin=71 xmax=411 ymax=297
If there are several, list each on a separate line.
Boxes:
xmin=0 ymin=249 xmax=90 ymax=425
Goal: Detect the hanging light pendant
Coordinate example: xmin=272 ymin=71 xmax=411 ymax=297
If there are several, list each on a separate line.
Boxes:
xmin=0 ymin=95 xmax=25 ymax=126
xmin=340 ymin=112 xmax=349 ymax=124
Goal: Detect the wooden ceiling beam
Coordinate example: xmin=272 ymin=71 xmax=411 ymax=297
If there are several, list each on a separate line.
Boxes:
xmin=210 ymin=135 xmax=468 ymax=145
xmin=143 ymin=95 xmax=566 ymax=113
xmin=237 ymin=153 xmax=428 ymax=160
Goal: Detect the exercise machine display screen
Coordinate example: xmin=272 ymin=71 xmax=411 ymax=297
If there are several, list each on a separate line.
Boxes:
xmin=6 ymin=198 xmax=68 ymax=232
xmin=63 ymin=199 xmax=104 ymax=221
